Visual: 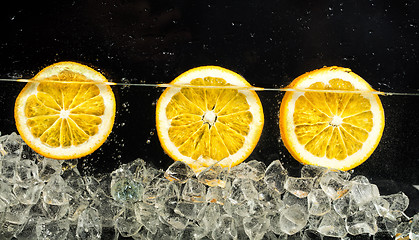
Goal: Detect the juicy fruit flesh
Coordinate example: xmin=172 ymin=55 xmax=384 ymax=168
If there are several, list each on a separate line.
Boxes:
xmin=293 ymin=78 xmax=373 ymax=160
xmin=166 ymin=77 xmax=253 ymax=161
xmin=25 ymin=70 xmax=105 ymax=148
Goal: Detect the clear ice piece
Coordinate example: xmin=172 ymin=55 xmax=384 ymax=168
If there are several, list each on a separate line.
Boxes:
xmin=284 ymin=177 xmax=314 ymax=198
xmin=345 ymin=210 xmax=378 ymax=235
xmin=300 ymin=164 xmax=327 ymax=178
xmin=264 ymin=160 xmax=287 ymax=194
xmin=206 ymin=186 xmax=224 ymax=205
xmin=319 ymin=171 xmax=352 ymax=200
xmin=14 ymin=217 xmax=37 ymax=240
xmin=175 ymin=201 xmax=206 ymax=220
xmin=5 ymin=202 xmax=32 ymax=224
xmin=317 ymin=210 xmax=347 ymax=237
xmin=36 ymin=218 xmax=70 ymax=240
xmin=1 ymin=157 xmax=17 ymax=182
xmin=13 ymin=179 xmax=44 ymax=205
xmin=307 ymin=189 xmax=331 ymax=216
xmin=134 ymin=202 xmax=159 ymax=234
xmin=382 ymin=192 xmax=409 ymax=219
xmin=15 ymin=159 xmax=39 ymax=182
xmin=164 ymin=161 xmax=195 ymax=183
xmin=1 ymin=132 xmax=23 ymax=156
xmin=110 ymin=173 xmax=143 ymax=202
xmin=230 ymin=160 xmax=266 ymax=181
xmin=76 ymin=207 xmax=102 ymax=240
xmin=243 ymin=216 xmax=269 ymax=240
xmin=182 ymin=178 xmax=206 ymax=202
xmin=279 ymin=204 xmax=309 ymax=235
xmin=350 ymin=182 xmax=380 ymax=206
xmin=38 ymin=158 xmax=62 ymax=181
xmin=212 ymin=214 xmax=238 ymax=240
xmin=410 ymin=213 xmax=419 ymax=240
xmin=42 ymin=175 xmax=69 ymax=205
xmin=114 ymin=205 xmax=143 ymax=237
xmin=282 ymin=191 xmax=307 ymax=209
xmin=333 ymin=192 xmax=351 ymax=218
xmin=197 ymin=163 xmax=229 ymax=187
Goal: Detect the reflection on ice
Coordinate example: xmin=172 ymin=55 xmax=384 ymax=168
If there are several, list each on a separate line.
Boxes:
xmin=0 ymin=132 xmax=417 ymax=239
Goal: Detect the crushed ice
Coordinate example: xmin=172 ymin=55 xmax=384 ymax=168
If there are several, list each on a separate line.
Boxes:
xmin=0 ymin=132 xmax=418 ymax=239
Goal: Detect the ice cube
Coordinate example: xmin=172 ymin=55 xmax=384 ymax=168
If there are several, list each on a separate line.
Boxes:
xmin=350 ymin=182 xmax=380 ymax=206
xmin=0 ymin=221 xmax=25 ymax=239
xmin=300 ymin=164 xmax=327 ymax=179
xmin=42 ymin=175 xmax=69 ymax=205
xmin=114 ymin=205 xmax=143 ymax=237
xmin=333 ymin=193 xmax=351 ymax=218
xmin=264 ymin=160 xmax=287 ymax=194
xmin=60 ymin=159 xmax=78 ymax=171
xmin=282 ymin=191 xmax=307 ymax=209
xmin=164 ymin=161 xmax=195 ymax=183
xmin=237 ymin=199 xmax=266 ymax=218
xmin=302 ymin=229 xmax=323 ymax=240
xmin=1 ymin=132 xmax=23 ymax=157
xmin=175 ymin=201 xmax=207 ymax=220
xmin=5 ymin=202 xmax=32 ymax=224
xmin=35 ymin=218 xmax=70 ymax=240
xmin=206 ymin=186 xmax=224 ymax=205
xmin=84 ymin=176 xmax=100 ymax=197
xmin=197 ymin=163 xmax=229 ymax=187
xmin=158 ymin=197 xmax=189 ymax=230
xmin=319 ymin=171 xmax=352 ymax=200
xmin=268 ymin=213 xmax=283 ymax=235
xmin=284 ymin=177 xmax=314 ymax=198
xmin=13 ymin=179 xmax=44 ymax=205
xmin=182 ymin=178 xmax=206 ymax=202
xmin=14 ymin=217 xmax=37 ymax=240
xmin=15 ymin=159 xmax=39 ymax=182
xmin=211 ymin=214 xmax=238 ymax=240
xmin=230 ymin=160 xmax=266 ymax=181
xmin=38 ymin=158 xmax=62 ymax=181
xmin=0 ymin=179 xmax=18 ymax=205
xmin=243 ymin=216 xmax=269 ymax=240
xmin=279 ymin=204 xmax=309 ymax=235
xmin=307 ymin=189 xmax=331 ymax=216
xmin=134 ymin=202 xmax=159 ymax=234
xmin=410 ymin=213 xmax=419 ymax=240
xmin=1 ymin=157 xmax=17 ymax=182
xmin=76 ymin=207 xmax=102 ymax=240
xmin=345 ymin=210 xmax=378 ymax=235
xmin=227 ymin=178 xmax=247 ymax=205
xmin=199 ymin=203 xmax=222 ymax=237
xmin=42 ymin=201 xmax=69 ymax=220
xmin=110 ymin=174 xmax=143 ymax=202
xmin=67 ymin=194 xmax=89 ymax=223
xmin=258 ymin=189 xmax=284 ymax=214
xmin=381 ymin=192 xmax=409 ymax=219
xmin=317 ymin=210 xmax=347 ymax=237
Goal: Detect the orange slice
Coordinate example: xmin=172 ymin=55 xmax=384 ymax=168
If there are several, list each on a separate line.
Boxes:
xmin=156 ymin=66 xmax=264 ymax=173
xmin=279 ymin=66 xmax=385 ymax=171
xmin=14 ymin=61 xmax=116 ymax=159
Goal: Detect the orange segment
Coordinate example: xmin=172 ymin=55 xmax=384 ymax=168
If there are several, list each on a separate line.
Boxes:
xmin=279 ymin=66 xmax=385 ymax=171
xmin=14 ymin=61 xmax=116 ymax=160
xmin=156 ymin=66 xmax=264 ymax=173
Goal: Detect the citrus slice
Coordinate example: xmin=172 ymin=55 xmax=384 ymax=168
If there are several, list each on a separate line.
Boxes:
xmin=14 ymin=61 xmax=116 ymax=160
xmin=156 ymin=66 xmax=264 ymax=173
xmin=279 ymin=66 xmax=385 ymax=171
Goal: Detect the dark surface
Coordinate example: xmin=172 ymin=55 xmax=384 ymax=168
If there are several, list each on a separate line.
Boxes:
xmin=1 ymin=0 xmax=418 ymax=234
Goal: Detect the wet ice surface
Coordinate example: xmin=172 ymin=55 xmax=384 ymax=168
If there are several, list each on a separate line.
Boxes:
xmin=0 ymin=132 xmax=418 ymax=240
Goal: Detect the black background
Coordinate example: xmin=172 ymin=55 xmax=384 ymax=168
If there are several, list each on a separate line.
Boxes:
xmin=1 ymin=0 xmax=418 ymax=223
